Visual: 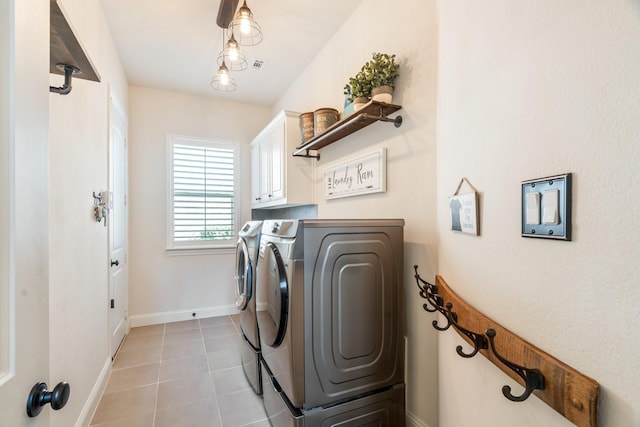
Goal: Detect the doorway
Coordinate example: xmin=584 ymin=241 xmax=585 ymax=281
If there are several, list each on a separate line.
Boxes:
xmin=108 ymin=94 xmax=129 ymax=358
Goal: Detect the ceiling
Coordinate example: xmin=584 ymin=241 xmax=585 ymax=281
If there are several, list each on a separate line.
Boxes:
xmin=100 ymin=0 xmax=363 ymax=106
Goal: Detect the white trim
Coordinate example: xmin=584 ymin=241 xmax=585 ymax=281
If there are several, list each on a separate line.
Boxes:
xmin=166 ymin=134 xmax=241 ymax=251
xmin=75 ymin=357 xmax=112 ymax=427
xmin=166 ymin=246 xmax=235 ymax=256
xmin=129 ymin=304 xmax=239 ymax=327
xmin=406 ymin=410 xmax=431 ymax=427
xmin=0 ymin=0 xmax=15 ymax=389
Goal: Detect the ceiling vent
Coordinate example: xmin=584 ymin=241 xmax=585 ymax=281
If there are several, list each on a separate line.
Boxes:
xmin=252 ymin=60 xmax=264 ymax=70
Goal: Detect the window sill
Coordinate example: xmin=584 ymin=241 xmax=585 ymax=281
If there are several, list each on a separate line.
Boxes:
xmin=166 ymin=246 xmax=236 ymax=256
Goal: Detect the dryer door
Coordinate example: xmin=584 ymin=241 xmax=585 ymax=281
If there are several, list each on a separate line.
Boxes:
xmin=258 ymin=242 xmax=288 ymax=347
xmin=235 ymin=238 xmax=252 ymax=311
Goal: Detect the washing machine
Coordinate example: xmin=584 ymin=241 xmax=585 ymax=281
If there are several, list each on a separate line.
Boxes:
xmin=256 ymin=219 xmax=406 ymax=426
xmin=235 ymin=220 xmax=263 ymax=395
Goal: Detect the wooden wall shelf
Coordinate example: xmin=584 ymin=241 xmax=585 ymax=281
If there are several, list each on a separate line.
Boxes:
xmin=292 ymin=100 xmax=402 ymax=160
xmin=50 ymin=0 xmax=100 ymax=83
xmin=414 ymin=268 xmax=599 ymax=427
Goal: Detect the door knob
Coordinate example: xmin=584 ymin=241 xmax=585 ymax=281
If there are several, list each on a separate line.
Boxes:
xmin=26 ymin=381 xmax=70 ymax=417
xmin=110 ymin=259 xmax=119 ymax=267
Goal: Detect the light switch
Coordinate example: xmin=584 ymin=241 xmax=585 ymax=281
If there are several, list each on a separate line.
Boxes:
xmin=521 ymin=173 xmax=571 ymax=240
xmin=525 ymin=192 xmax=540 ymax=225
xmin=543 ymin=190 xmax=559 ymax=225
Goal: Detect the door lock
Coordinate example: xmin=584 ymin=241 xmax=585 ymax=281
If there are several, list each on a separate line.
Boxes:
xmin=110 ymin=259 xmax=119 ymax=267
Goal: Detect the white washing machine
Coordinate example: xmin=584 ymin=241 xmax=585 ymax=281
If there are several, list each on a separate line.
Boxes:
xmin=256 ymin=219 xmax=406 ymax=426
xmin=235 ymin=220 xmax=263 ymax=395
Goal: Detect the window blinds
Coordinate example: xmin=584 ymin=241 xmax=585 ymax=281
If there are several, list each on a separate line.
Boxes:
xmin=171 ymin=142 xmax=235 ymax=243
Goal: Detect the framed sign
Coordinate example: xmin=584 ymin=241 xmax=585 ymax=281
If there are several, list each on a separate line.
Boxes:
xmin=449 ymin=177 xmax=480 ymax=235
xmin=323 ymin=149 xmax=386 ymax=199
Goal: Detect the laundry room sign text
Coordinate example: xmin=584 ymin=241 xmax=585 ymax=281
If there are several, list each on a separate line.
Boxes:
xmin=323 ymin=149 xmax=386 ymax=199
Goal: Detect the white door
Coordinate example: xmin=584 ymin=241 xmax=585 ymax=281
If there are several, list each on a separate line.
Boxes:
xmin=0 ymin=0 xmax=55 ymax=424
xmin=108 ymin=95 xmax=128 ymax=357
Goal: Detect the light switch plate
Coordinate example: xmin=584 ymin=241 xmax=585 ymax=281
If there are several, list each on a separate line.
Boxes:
xmin=521 ymin=173 xmax=571 ymax=240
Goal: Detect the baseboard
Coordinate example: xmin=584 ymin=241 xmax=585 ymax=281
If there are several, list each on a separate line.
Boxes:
xmin=129 ymin=304 xmax=239 ymax=327
xmin=75 ymin=357 xmax=112 ymax=427
xmin=406 ymin=410 xmax=431 ymax=427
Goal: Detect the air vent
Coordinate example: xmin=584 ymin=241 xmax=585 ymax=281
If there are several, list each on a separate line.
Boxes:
xmin=252 ymin=60 xmax=265 ymax=70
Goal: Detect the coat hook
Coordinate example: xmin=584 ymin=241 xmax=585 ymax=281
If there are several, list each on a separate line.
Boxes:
xmin=413 ymin=266 xmax=455 ymax=331
xmin=444 ymin=303 xmax=487 ymax=358
xmin=433 ymin=302 xmax=455 ymax=331
xmin=413 ymin=265 xmax=444 ymax=314
xmin=486 ymin=328 xmax=545 ymax=402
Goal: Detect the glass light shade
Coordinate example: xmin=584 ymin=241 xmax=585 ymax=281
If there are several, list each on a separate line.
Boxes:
xmin=210 ymin=62 xmax=237 ymax=92
xmin=227 ymin=0 xmax=263 ymax=46
xmin=217 ymin=33 xmax=248 ymax=71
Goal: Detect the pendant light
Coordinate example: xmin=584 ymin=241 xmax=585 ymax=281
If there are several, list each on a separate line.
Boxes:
xmin=211 ymin=33 xmax=237 ymax=92
xmin=211 ymin=60 xmax=237 ymax=92
xmin=217 ymin=31 xmax=248 ymax=71
xmin=227 ymin=0 xmax=263 ymax=46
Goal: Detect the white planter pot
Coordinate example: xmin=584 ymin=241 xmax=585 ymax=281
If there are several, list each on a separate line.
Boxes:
xmin=372 ymin=86 xmax=393 ymax=103
xmin=353 ymin=97 xmax=369 ymax=112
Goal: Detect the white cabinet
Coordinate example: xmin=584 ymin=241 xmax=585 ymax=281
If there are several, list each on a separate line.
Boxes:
xmin=251 ymin=111 xmax=313 ymax=208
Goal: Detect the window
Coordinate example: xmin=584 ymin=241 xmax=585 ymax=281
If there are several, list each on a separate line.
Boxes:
xmin=167 ymin=135 xmax=239 ymax=251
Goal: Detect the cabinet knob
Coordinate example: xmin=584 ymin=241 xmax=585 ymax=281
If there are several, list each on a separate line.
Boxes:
xmin=255 ymin=197 xmax=261 ymax=201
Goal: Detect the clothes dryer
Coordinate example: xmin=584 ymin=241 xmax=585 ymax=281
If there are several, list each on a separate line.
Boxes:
xmin=256 ymin=219 xmax=406 ymax=426
xmin=235 ymin=220 xmax=263 ymax=395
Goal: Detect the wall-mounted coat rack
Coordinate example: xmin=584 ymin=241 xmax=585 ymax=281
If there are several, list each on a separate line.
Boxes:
xmin=414 ymin=266 xmax=599 ymax=427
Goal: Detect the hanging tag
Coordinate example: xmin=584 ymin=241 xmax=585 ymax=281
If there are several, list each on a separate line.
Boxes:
xmin=449 ymin=177 xmax=480 ymax=235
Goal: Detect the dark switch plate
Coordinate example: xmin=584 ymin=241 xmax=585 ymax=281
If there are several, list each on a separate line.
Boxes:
xmin=521 ymin=173 xmax=572 ymax=240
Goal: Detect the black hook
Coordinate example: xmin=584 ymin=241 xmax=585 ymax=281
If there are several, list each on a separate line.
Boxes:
xmin=413 ymin=265 xmax=444 ymax=315
xmin=432 ymin=302 xmax=455 ymax=331
xmin=486 ymin=328 xmax=545 ymax=402
xmin=444 ymin=303 xmax=487 ymax=358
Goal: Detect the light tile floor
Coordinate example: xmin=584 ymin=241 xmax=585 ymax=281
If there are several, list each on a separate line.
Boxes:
xmin=90 ymin=315 xmax=269 ymax=427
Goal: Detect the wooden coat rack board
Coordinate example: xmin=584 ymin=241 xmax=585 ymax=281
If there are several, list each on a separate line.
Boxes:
xmin=414 ymin=267 xmax=599 ymax=427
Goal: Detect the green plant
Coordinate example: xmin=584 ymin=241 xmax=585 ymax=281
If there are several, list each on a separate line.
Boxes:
xmin=364 ymin=52 xmax=399 ymax=88
xmin=199 ymin=225 xmax=233 ymax=240
xmin=344 ymin=52 xmax=400 ymax=102
xmin=343 ymin=70 xmax=372 ymax=103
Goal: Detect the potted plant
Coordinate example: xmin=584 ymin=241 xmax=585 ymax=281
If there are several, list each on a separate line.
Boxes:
xmin=364 ymin=52 xmax=399 ymax=103
xmin=344 ymin=70 xmax=372 ymax=112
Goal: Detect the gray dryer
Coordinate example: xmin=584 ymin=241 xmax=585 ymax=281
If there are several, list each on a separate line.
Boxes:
xmin=235 ymin=220 xmax=263 ymax=395
xmin=256 ymin=219 xmax=406 ymax=426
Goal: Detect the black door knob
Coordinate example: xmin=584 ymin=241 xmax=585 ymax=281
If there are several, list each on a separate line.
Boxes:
xmin=110 ymin=259 xmax=119 ymax=267
xmin=26 ymin=381 xmax=70 ymax=417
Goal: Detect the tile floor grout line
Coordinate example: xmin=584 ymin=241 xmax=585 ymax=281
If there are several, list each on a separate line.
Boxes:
xmin=91 ymin=315 xmax=269 ymax=426
xmin=151 ymin=323 xmax=166 ymax=427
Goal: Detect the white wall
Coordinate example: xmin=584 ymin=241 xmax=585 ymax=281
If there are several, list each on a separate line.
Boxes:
xmin=437 ymin=1 xmax=640 ymax=426
xmin=48 ymin=0 xmax=128 ymax=425
xmin=128 ymin=86 xmax=271 ymax=324
xmin=274 ymin=0 xmax=439 ymax=425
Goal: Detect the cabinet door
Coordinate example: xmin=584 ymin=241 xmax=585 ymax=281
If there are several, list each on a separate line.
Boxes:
xmin=259 ymin=136 xmax=271 ymax=201
xmin=269 ymin=120 xmax=285 ymax=201
xmin=251 ymin=142 xmax=262 ymax=205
